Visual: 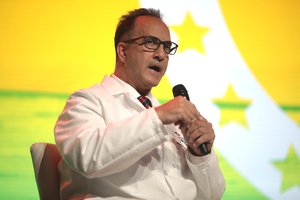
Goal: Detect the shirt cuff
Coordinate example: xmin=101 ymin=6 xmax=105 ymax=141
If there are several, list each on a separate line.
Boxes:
xmin=186 ymin=149 xmax=215 ymax=168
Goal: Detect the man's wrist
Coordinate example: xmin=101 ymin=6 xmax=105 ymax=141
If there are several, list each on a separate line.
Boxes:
xmin=188 ymin=145 xmax=211 ymax=157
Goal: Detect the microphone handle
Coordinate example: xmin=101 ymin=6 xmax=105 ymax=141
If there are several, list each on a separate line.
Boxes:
xmin=199 ymin=143 xmax=209 ymax=155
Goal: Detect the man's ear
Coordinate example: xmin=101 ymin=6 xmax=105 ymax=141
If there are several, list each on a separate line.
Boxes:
xmin=117 ymin=43 xmax=127 ymax=62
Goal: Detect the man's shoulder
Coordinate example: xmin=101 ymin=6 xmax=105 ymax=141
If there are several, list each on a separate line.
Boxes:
xmin=71 ymin=83 xmax=108 ymax=100
xmin=68 ymin=75 xmax=127 ymax=104
xmin=71 ymin=75 xmax=113 ymax=96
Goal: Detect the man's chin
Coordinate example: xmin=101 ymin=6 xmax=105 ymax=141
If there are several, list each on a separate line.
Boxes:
xmin=150 ymin=80 xmax=161 ymax=88
xmin=144 ymin=76 xmax=163 ymax=90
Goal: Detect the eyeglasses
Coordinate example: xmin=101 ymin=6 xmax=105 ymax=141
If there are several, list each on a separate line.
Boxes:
xmin=123 ymin=36 xmax=178 ymax=55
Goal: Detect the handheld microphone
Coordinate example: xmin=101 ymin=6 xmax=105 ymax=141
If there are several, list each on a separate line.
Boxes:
xmin=172 ymin=84 xmax=209 ymax=155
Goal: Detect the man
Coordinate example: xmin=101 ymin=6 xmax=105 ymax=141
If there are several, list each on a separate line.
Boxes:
xmin=55 ymin=8 xmax=225 ymax=200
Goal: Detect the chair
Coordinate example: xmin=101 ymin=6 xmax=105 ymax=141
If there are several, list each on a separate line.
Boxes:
xmin=30 ymin=143 xmax=62 ymax=200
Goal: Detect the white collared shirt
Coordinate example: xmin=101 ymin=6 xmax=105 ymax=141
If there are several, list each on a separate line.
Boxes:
xmin=54 ymin=75 xmax=225 ymax=200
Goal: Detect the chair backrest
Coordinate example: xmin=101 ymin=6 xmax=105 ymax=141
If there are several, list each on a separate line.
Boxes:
xmin=30 ymin=143 xmax=62 ymax=200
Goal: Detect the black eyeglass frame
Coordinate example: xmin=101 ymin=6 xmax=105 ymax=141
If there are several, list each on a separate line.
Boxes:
xmin=123 ymin=36 xmax=178 ymax=55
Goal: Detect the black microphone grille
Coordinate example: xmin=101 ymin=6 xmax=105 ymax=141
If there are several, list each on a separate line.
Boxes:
xmin=172 ymin=84 xmax=190 ymax=101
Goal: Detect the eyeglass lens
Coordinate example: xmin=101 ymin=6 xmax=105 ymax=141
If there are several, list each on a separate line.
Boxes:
xmin=144 ymin=36 xmax=177 ymax=54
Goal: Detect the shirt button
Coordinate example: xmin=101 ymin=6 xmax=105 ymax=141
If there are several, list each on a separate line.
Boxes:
xmin=163 ymin=170 xmax=168 ymax=176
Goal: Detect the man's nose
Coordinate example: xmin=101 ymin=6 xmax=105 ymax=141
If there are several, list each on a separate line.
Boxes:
xmin=153 ymin=44 xmax=167 ymax=61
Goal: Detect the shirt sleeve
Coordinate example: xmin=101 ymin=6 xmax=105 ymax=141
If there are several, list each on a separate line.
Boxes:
xmin=54 ymin=89 xmax=168 ymax=178
xmin=186 ymin=149 xmax=226 ymax=200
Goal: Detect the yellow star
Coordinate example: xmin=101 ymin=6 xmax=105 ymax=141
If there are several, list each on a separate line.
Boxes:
xmin=212 ymin=84 xmax=252 ymax=128
xmin=273 ymin=145 xmax=300 ymax=192
xmin=170 ymin=12 xmax=209 ymax=53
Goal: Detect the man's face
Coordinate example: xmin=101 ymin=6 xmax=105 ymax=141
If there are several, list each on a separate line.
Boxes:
xmin=119 ymin=16 xmax=171 ymax=95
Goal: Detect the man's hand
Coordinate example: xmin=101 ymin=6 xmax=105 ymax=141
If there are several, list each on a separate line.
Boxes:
xmin=154 ymin=96 xmax=215 ymax=156
xmin=181 ymin=116 xmax=215 ymax=156
xmin=154 ymin=96 xmax=201 ymax=125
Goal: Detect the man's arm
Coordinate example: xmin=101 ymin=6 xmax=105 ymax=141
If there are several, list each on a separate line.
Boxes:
xmin=155 ymin=96 xmax=226 ymax=199
xmin=55 ymin=89 xmax=168 ymax=178
xmin=186 ymin=149 xmax=225 ymax=200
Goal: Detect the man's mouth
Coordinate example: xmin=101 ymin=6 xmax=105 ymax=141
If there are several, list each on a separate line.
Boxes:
xmin=149 ymin=66 xmax=161 ymax=72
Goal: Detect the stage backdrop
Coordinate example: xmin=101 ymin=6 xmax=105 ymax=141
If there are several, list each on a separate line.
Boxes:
xmin=0 ymin=0 xmax=299 ymax=199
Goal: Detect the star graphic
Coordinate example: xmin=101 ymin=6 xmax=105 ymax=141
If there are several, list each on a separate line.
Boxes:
xmin=212 ymin=84 xmax=252 ymax=128
xmin=170 ymin=12 xmax=209 ymax=54
xmin=272 ymin=145 xmax=300 ymax=192
xmin=280 ymin=104 xmax=300 ymax=126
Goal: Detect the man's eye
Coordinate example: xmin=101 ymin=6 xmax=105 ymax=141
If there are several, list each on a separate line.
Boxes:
xmin=144 ymin=37 xmax=155 ymax=44
xmin=164 ymin=42 xmax=172 ymax=49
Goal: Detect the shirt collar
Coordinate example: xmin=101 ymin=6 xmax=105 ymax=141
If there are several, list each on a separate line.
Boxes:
xmin=110 ymin=74 xmax=141 ymax=97
xmin=100 ymin=74 xmax=158 ymax=107
xmin=101 ymin=74 xmax=153 ymax=99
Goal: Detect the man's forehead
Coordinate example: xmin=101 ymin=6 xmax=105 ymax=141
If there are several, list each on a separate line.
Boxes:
xmin=132 ymin=16 xmax=170 ymax=38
